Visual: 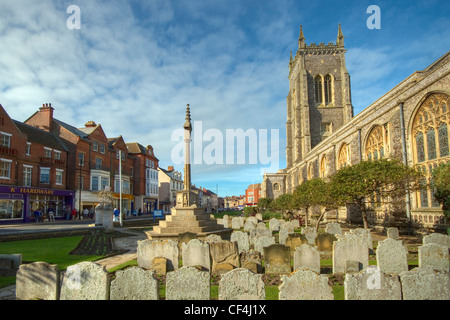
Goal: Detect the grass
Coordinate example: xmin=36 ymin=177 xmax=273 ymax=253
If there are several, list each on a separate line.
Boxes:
xmin=0 ymin=236 xmax=108 ymax=288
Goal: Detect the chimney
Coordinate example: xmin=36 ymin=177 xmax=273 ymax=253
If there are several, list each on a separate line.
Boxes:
xmin=39 ymin=103 xmax=54 ymax=132
xmin=84 ymin=121 xmax=97 ymax=128
xmin=168 ymin=166 xmax=174 ymax=171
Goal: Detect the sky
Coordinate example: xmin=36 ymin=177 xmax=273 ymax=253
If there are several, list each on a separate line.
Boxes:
xmin=0 ymin=0 xmax=449 ymax=197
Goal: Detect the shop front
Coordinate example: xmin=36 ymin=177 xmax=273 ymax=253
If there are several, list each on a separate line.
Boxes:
xmin=0 ymin=185 xmax=75 ymax=224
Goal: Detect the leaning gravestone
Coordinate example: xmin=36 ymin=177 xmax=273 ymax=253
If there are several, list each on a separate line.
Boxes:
xmin=166 ymin=267 xmax=210 ymax=300
xmin=16 ymin=262 xmax=61 ymax=300
xmin=110 ymin=267 xmax=159 ymax=300
xmin=387 ymin=227 xmax=399 ymax=239
xmin=264 ymin=244 xmax=291 ymax=274
xmin=293 ymin=244 xmax=320 ymax=273
xmin=279 ymin=269 xmax=334 ymax=300
xmin=399 ymin=267 xmax=450 ymax=300
xmin=218 ymin=268 xmax=265 ymax=300
xmin=60 ymin=261 xmax=110 ymax=300
xmin=376 ymin=238 xmax=409 ymax=274
xmin=240 ymin=250 xmax=262 ymax=273
xmin=418 ymin=243 xmax=449 ymax=272
xmin=182 ymin=239 xmax=211 ymax=272
xmin=344 ymin=266 xmax=402 ymax=300
xmin=137 ymin=239 xmax=179 ymax=271
xmin=231 ymin=231 xmax=250 ymax=253
xmin=333 ymin=233 xmax=369 ymax=274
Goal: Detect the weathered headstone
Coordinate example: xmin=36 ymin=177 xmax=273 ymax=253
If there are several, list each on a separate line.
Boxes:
xmin=333 ymin=233 xmax=369 ymax=274
xmin=285 ymin=233 xmax=308 ymax=252
xmin=137 ymin=239 xmax=179 ymax=271
xmin=254 ymin=235 xmax=276 ymax=255
xmin=293 ymin=244 xmax=320 ymax=273
xmin=399 ymin=267 xmax=450 ymax=300
xmin=249 ymin=228 xmax=272 ymax=244
xmin=345 ymin=260 xmax=363 ymax=274
xmin=110 ymin=267 xmax=159 ymax=300
xmin=344 ymin=266 xmax=402 ymax=300
xmin=350 ymin=228 xmax=373 ymax=250
xmin=231 ymin=217 xmax=244 ymax=230
xmin=205 ymin=234 xmax=222 ymax=243
xmin=279 ymin=227 xmax=294 ymax=245
xmin=231 ymin=231 xmax=250 ymax=253
xmin=256 ymin=222 xmax=266 ymax=230
xmin=418 ymin=243 xmax=449 ymax=272
xmin=178 ymin=232 xmax=197 ymax=251
xmin=240 ymin=250 xmax=262 ymax=273
xmin=269 ymin=218 xmax=281 ymax=232
xmin=218 ymin=268 xmax=265 ymax=300
xmin=325 ymin=222 xmax=342 ymax=236
xmin=264 ymin=244 xmax=291 ymax=274
xmin=217 ymin=218 xmax=229 ymax=228
xmin=376 ymin=238 xmax=409 ymax=274
xmin=151 ymin=257 xmax=168 ymax=275
xmin=16 ymin=262 xmax=61 ymax=300
xmin=387 ymin=227 xmax=399 ymax=239
xmin=182 ymin=239 xmax=211 ymax=272
xmin=315 ymin=233 xmax=337 ymax=252
xmin=255 ymin=213 xmax=263 ymax=221
xmin=94 ymin=203 xmax=104 ymax=226
xmin=166 ymin=267 xmax=210 ymax=300
xmin=102 ymin=203 xmax=113 ymax=230
xmin=60 ymin=262 xmax=110 ymax=300
xmin=209 ymin=240 xmax=240 ymax=274
xmin=279 ymin=269 xmax=334 ymax=300
xmin=423 ymin=233 xmax=450 ymax=247
xmin=244 ymin=219 xmax=257 ymax=232
xmin=302 ymin=227 xmax=317 ymax=245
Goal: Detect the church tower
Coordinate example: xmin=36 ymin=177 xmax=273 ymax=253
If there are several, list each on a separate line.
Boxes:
xmin=286 ymin=24 xmax=353 ymax=169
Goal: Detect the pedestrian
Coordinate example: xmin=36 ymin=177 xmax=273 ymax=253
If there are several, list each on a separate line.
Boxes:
xmin=83 ymin=208 xmax=89 ymax=220
xmin=113 ymin=208 xmax=120 ymax=222
xmin=48 ymin=208 xmax=55 ymax=221
xmin=34 ymin=209 xmax=41 ymax=223
xmin=71 ymin=208 xmax=77 ymax=220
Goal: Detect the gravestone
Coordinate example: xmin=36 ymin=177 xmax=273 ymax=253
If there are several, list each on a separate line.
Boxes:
xmin=60 ymin=262 xmax=110 ymax=300
xmin=345 ymin=260 xmax=363 ymax=274
xmin=249 ymin=228 xmax=272 ymax=245
xmin=376 ymin=238 xmax=409 ymax=274
xmin=182 ymin=239 xmax=211 ymax=272
xmin=217 ymin=218 xmax=229 ymax=228
xmin=293 ymin=244 xmax=320 ymax=273
xmin=110 ymin=267 xmax=159 ymax=300
xmin=231 ymin=231 xmax=250 ymax=253
xmin=269 ymin=218 xmax=281 ymax=232
xmin=302 ymin=227 xmax=317 ymax=245
xmin=244 ymin=219 xmax=257 ymax=232
xmin=16 ymin=262 xmax=61 ymax=300
xmin=166 ymin=267 xmax=210 ymax=300
xmin=264 ymin=244 xmax=291 ymax=274
xmin=279 ymin=228 xmax=294 ymax=245
xmin=315 ymin=233 xmax=337 ymax=252
xmin=344 ymin=266 xmax=402 ymax=300
xmin=418 ymin=243 xmax=449 ymax=272
xmin=94 ymin=203 xmax=104 ymax=226
xmin=178 ymin=232 xmax=197 ymax=251
xmin=333 ymin=233 xmax=369 ymax=274
xmin=399 ymin=267 xmax=450 ymax=300
xmin=137 ymin=239 xmax=179 ymax=271
xmin=102 ymin=203 xmax=113 ymax=230
xmin=205 ymin=234 xmax=222 ymax=243
xmin=279 ymin=269 xmax=334 ymax=300
xmin=325 ymin=223 xmax=342 ymax=236
xmin=218 ymin=268 xmax=265 ymax=300
xmin=231 ymin=217 xmax=244 ymax=230
xmin=285 ymin=233 xmax=308 ymax=253
xmin=387 ymin=227 xmax=399 ymax=239
xmin=350 ymin=228 xmax=373 ymax=250
xmin=256 ymin=222 xmax=266 ymax=230
xmin=151 ymin=257 xmax=168 ymax=275
xmin=240 ymin=250 xmax=262 ymax=273
xmin=209 ymin=240 xmax=240 ymax=274
xmin=254 ymin=235 xmax=276 ymax=255
xmin=423 ymin=233 xmax=450 ymax=247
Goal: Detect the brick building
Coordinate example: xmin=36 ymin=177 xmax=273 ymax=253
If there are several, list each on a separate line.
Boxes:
xmin=0 ymin=104 xmax=74 ymax=223
xmin=245 ymin=183 xmax=261 ymax=207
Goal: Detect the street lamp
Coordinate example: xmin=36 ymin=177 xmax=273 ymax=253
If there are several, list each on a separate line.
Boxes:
xmin=78 ymin=157 xmax=82 ymax=220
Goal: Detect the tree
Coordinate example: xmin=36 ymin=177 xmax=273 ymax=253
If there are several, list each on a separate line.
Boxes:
xmin=432 ymin=162 xmax=450 ymax=218
xmin=330 ymin=158 xmax=424 ymax=229
xmin=271 ymin=193 xmax=295 ymax=219
xmin=257 ymin=197 xmax=273 ymax=213
xmin=293 ymin=178 xmax=338 ymax=230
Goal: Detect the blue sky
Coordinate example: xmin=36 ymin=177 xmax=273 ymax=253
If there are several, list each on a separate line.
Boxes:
xmin=1 ymin=0 xmax=449 ymax=197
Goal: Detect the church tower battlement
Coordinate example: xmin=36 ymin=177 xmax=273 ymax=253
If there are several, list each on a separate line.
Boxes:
xmin=286 ymin=24 xmax=354 ymax=169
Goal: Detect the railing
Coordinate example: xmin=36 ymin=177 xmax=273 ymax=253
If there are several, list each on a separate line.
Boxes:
xmin=0 ymin=146 xmax=17 ymax=156
xmin=39 ymin=157 xmax=66 ymax=166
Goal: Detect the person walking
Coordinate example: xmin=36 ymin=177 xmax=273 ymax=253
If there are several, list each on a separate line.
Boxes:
xmin=34 ymin=209 xmax=41 ymax=223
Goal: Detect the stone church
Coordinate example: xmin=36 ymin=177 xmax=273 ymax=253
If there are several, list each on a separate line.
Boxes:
xmin=261 ymin=25 xmax=450 ymax=231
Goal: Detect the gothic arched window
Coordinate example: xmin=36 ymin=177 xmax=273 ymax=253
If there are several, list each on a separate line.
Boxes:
xmin=320 ymin=155 xmax=328 ymax=178
xmin=314 ymin=76 xmax=323 ymax=104
xmin=412 ymin=93 xmax=450 ymax=208
xmin=338 ymin=143 xmax=350 ymax=169
xmin=365 ymin=125 xmax=389 ymax=160
xmin=324 ymin=74 xmax=333 ymax=105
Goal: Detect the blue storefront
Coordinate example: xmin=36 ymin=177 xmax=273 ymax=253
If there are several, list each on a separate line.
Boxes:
xmin=0 ymin=185 xmax=75 ymax=224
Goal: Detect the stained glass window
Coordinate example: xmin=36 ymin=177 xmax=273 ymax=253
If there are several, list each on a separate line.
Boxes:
xmin=338 ymin=144 xmax=350 ymax=169
xmin=426 ymin=128 xmax=437 ymax=160
xmin=415 ymin=132 xmax=425 ymax=162
xmin=438 ymin=123 xmax=449 ymax=157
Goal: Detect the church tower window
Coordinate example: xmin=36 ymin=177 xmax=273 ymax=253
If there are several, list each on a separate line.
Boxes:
xmin=314 ymin=76 xmax=323 ymax=104
xmin=324 ymin=75 xmax=333 ymax=105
